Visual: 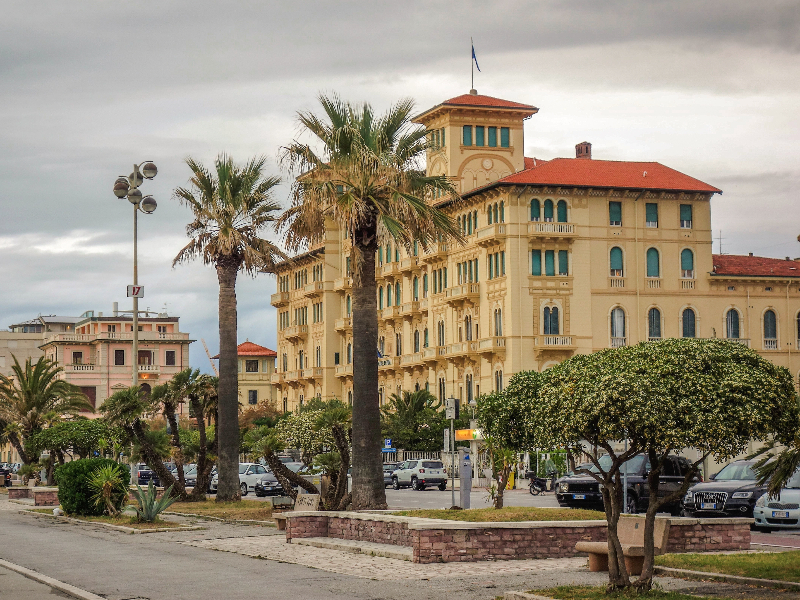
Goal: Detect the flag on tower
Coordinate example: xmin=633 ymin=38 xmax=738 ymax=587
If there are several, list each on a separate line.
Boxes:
xmin=471 ymin=43 xmax=481 ymax=72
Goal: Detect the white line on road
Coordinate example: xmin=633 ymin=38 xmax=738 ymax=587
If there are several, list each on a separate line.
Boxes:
xmin=0 ymin=557 xmax=105 ymax=600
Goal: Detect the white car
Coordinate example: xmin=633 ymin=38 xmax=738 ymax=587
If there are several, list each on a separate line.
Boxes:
xmin=391 ymin=460 xmax=447 ymax=491
xmin=209 ymin=463 xmax=269 ymax=496
xmin=753 ymin=468 xmax=800 ymax=531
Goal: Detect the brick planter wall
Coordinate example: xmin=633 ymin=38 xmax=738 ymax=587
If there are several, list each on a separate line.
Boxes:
xmin=285 ymin=515 xmax=330 ymax=541
xmin=666 ymin=518 xmax=751 ymax=552
xmin=328 ymin=516 xmax=416 ymax=547
xmin=7 ymin=488 xmax=31 ymax=500
xmin=33 ymin=490 xmax=59 ymax=506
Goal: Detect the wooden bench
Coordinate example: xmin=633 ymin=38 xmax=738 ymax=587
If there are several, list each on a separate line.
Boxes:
xmin=575 ymin=515 xmax=670 ymax=576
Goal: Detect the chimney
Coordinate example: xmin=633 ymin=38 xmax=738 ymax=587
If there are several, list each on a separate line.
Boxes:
xmin=748 ymin=252 xmax=753 ymax=257
xmin=113 ymin=302 xmax=118 ymax=316
xmin=576 ymin=141 xmax=592 ymax=159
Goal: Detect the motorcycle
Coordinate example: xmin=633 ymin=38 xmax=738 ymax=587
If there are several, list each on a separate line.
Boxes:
xmin=527 ymin=470 xmax=558 ymax=496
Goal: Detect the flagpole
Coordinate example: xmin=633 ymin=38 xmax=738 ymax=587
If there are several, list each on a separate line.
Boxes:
xmin=471 ymin=36 xmax=474 ymax=90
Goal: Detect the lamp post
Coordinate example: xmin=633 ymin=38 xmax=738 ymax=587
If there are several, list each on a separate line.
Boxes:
xmin=112 ymin=162 xmax=158 ymax=388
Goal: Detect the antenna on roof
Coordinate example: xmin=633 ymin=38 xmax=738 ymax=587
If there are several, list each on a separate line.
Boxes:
xmin=716 ymin=230 xmax=724 ymax=255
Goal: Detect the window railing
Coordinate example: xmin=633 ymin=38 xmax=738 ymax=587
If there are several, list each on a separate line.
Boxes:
xmin=764 ymin=338 xmax=778 ymax=350
xmin=645 ymin=221 xmax=658 ymax=228
xmin=609 ymin=277 xmax=625 ymax=288
xmin=610 ymin=220 xmax=621 ymax=226
xmin=680 ymin=220 xmax=692 ymax=229
xmin=647 ymin=336 xmax=662 ymax=342
xmin=543 ymin=335 xmax=573 ymax=347
xmin=647 ymin=278 xmax=661 ymax=288
xmin=681 ymin=280 xmax=695 ymax=289
xmin=611 ymin=337 xmax=627 ymax=348
xmin=681 ymin=270 xmax=695 ymax=279
xmin=610 ymin=269 xmax=623 ymax=277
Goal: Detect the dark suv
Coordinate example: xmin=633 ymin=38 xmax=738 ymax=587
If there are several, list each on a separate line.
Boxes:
xmin=682 ymin=460 xmax=765 ymax=518
xmin=0 ymin=466 xmax=12 ymax=487
xmin=556 ymin=454 xmax=698 ymax=514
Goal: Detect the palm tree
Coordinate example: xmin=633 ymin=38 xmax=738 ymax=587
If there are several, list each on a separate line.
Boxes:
xmin=0 ymin=356 xmax=92 ymax=465
xmin=279 ymin=94 xmax=462 ymax=509
xmin=173 ymin=154 xmax=285 ymax=502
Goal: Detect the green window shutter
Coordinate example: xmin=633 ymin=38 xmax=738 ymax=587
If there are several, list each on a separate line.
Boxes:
xmin=645 ymin=203 xmax=658 ymax=224
xmin=531 ymin=250 xmax=541 ymax=276
xmin=557 ymin=200 xmax=567 ymax=223
xmin=494 ymin=253 xmax=500 ymax=277
xmin=680 ymin=204 xmax=693 ymax=222
xmin=473 ymin=211 xmax=477 ymax=231
xmin=648 ymin=308 xmax=661 ymax=339
xmin=468 ymin=261 xmax=473 ymax=282
xmin=395 ymin=248 xmax=399 ymax=262
xmin=726 ymin=310 xmax=739 ymax=339
xmin=500 ymin=127 xmax=509 ymax=147
xmin=489 ymin=254 xmax=494 ymax=279
xmin=441 ymin=128 xmax=445 ymax=147
xmin=474 ymin=259 xmax=478 ymax=282
xmin=379 ymin=288 xmax=384 ymax=309
xmin=396 ymin=283 xmax=401 ymax=305
xmin=493 ymin=204 xmax=499 ymax=223
xmin=386 ymin=284 xmax=392 ymax=306
xmin=609 ymin=201 xmax=622 ymax=225
xmin=681 ymin=249 xmax=694 ymax=271
xmin=462 ymin=125 xmax=472 ymax=146
xmin=487 ymin=205 xmax=493 ymax=225
xmin=499 ymin=201 xmax=505 ymax=222
xmin=545 ymin=250 xmax=555 ymax=276
xmin=501 ymin=251 xmax=506 ymax=275
xmin=682 ymin=309 xmax=696 ymax=338
xmin=558 ymin=250 xmax=568 ymax=275
xmin=423 ymin=274 xmax=428 ymax=295
xmin=646 ymin=248 xmax=660 ymax=277
xmin=444 ymin=268 xmax=447 ymax=288
xmin=764 ymin=310 xmax=777 ymax=339
xmin=610 ymin=247 xmax=623 ymax=271
xmin=435 ymin=130 xmax=440 ymax=148
xmin=544 ymin=200 xmax=554 ymax=221
xmin=457 ymin=263 xmax=462 ymax=283
xmin=488 ymin=127 xmax=497 ymax=147
xmin=413 ymin=277 xmax=418 ymax=299
xmin=475 ymin=126 xmax=485 ymax=146
xmin=378 ymin=247 xmax=383 ymax=264
xmin=530 ymin=199 xmax=540 ymax=221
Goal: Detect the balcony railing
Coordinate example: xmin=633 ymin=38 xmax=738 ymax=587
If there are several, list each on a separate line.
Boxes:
xmin=378 ymin=356 xmax=399 ymax=370
xmin=400 ymin=301 xmax=420 ymax=317
xmin=303 ymin=281 xmax=325 ymax=297
xmin=270 ymin=373 xmax=284 ymax=384
xmin=681 ymin=279 xmax=696 ymax=290
xmin=611 ymin=337 xmax=627 ymax=348
xmin=45 ymin=331 xmax=190 ymax=343
xmin=381 ymin=306 xmax=401 ymax=320
xmin=422 ymin=347 xmax=438 ymax=361
xmin=477 ymin=337 xmax=506 ymax=353
xmin=421 ymin=243 xmax=448 ymax=263
xmin=763 ymin=339 xmax=778 ymax=350
xmin=335 ymin=365 xmax=353 ymax=377
xmin=335 ymin=317 xmax=352 ymax=332
xmin=400 ymin=257 xmax=420 ymax=272
xmin=283 ymin=325 xmax=308 ymax=340
xmin=334 ymin=277 xmax=352 ymax=291
xmin=284 ymin=370 xmax=300 ymax=381
xmin=66 ymin=363 xmax=95 ymax=372
xmin=379 ymin=262 xmax=400 ymax=277
xmin=445 ymin=283 xmax=480 ymax=305
xmin=542 ymin=335 xmax=574 ymax=347
xmin=420 ymin=298 xmax=429 ymax=311
xmin=609 ymin=278 xmax=625 ymax=289
xmin=527 ymin=222 xmax=576 ymax=237
xmin=400 ymin=352 xmax=423 ymax=366
xmin=476 ymin=224 xmax=507 ymax=246
xmin=271 ymin=291 xmax=290 ymax=307
xmin=137 ymin=364 xmax=159 ymax=372
xmin=646 ymin=278 xmax=661 ymax=289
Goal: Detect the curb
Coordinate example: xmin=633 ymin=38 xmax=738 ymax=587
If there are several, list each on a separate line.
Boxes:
xmin=19 ymin=510 xmax=205 ymax=534
xmin=504 ymin=593 xmax=552 ymax=600
xmin=654 ymin=566 xmax=800 ymax=590
xmin=163 ymin=510 xmax=275 ymax=526
xmin=0 ymin=557 xmax=105 ymax=600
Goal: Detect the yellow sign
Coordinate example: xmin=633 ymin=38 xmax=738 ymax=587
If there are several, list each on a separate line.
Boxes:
xmin=455 ymin=429 xmax=483 ymax=441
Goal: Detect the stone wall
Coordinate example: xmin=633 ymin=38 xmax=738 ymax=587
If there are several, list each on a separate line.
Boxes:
xmin=328 ymin=516 xmax=416 ymax=547
xmin=7 ymin=488 xmax=31 ymax=500
xmin=33 ymin=490 xmax=59 ymax=506
xmin=666 ymin=518 xmax=750 ymax=552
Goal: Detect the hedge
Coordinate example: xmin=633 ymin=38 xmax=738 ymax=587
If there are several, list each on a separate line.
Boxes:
xmin=54 ymin=459 xmax=130 ymax=516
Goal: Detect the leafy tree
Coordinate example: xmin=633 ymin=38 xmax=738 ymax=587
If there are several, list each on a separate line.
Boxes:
xmin=0 ymin=356 xmax=93 ymax=465
xmin=88 ymin=464 xmax=129 ymax=516
xmin=173 ymin=155 xmax=285 ymax=502
xmin=273 ymin=409 xmax=335 ymax=465
xmin=279 ymin=94 xmax=461 ymax=509
xmin=381 ymin=389 xmax=458 ymax=451
xmin=29 ymin=420 xmax=124 ymax=463
xmin=529 ymin=339 xmax=799 ymax=591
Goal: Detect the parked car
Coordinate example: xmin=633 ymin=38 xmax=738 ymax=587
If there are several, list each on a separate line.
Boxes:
xmin=209 ymin=463 xmax=270 ymax=496
xmin=557 ymin=454 xmax=698 ymax=514
xmin=392 ymin=460 xmax=447 ymax=491
xmin=383 ymin=463 xmax=399 ymax=487
xmin=254 ymin=470 xmax=285 ymax=497
xmin=134 ymin=463 xmax=160 ymax=487
xmin=682 ymin=460 xmax=767 ymax=518
xmin=171 ymin=465 xmax=198 ymax=488
xmin=753 ymin=468 xmax=800 ymax=531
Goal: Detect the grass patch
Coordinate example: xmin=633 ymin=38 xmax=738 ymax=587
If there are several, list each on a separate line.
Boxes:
xmin=167 ymin=500 xmax=273 ymax=521
xmin=29 ymin=509 xmax=182 ymax=530
xmin=532 ymin=585 xmax=736 ymax=600
xmin=0 ymin=486 xmax=8 ymax=494
xmin=656 ymin=551 xmax=800 ymax=583
xmin=392 ymin=506 xmax=605 ymax=522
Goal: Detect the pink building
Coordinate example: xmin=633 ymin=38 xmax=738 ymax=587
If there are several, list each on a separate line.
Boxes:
xmin=38 ymin=307 xmax=193 ymax=413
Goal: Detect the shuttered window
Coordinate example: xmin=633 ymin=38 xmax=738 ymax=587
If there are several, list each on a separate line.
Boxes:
xmin=610 ymin=247 xmax=623 ymax=275
xmin=557 ymin=200 xmax=568 ymax=223
xmin=500 ymin=127 xmax=510 ymax=147
xmin=544 ymin=200 xmax=554 ymax=222
xmin=545 ymin=250 xmax=555 ymax=276
xmin=441 ymin=128 xmax=445 ymax=147
xmin=530 ymin=199 xmax=540 ymax=221
xmin=764 ymin=310 xmax=777 ymax=339
xmin=682 ymin=309 xmax=696 ymax=338
xmin=648 ymin=308 xmax=661 ymax=339
xmin=645 ymin=203 xmax=658 ymax=227
xmin=609 ymin=201 xmax=622 ymax=226
xmin=462 ymin=125 xmax=472 ymax=146
xmin=475 ymin=126 xmax=485 ymax=146
xmin=646 ymin=248 xmax=660 ymax=278
xmin=488 ymin=127 xmax=497 ymax=147
xmin=726 ymin=309 xmax=740 ymax=339
xmin=531 ymin=250 xmax=542 ymax=276
xmin=558 ymin=250 xmax=568 ymax=275
xmin=680 ymin=204 xmax=693 ymax=228
xmin=681 ymin=249 xmax=694 ymax=273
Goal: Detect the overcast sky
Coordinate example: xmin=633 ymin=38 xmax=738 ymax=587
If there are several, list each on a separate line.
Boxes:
xmin=1 ymin=1 xmax=798 ymax=372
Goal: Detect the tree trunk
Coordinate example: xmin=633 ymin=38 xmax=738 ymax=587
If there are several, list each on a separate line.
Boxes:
xmin=263 ymin=450 xmax=319 ymax=501
xmin=215 ymin=258 xmax=241 ymax=502
xmin=130 ymin=420 xmax=187 ymax=499
xmin=332 ymin=424 xmax=350 ymax=509
xmin=493 ymin=463 xmax=512 ymax=509
xmin=9 ymin=433 xmax=28 ymax=466
xmin=350 ymin=234 xmax=386 ymax=510
xmin=189 ymin=395 xmax=214 ymax=500
xmin=602 ymin=475 xmax=631 ymax=590
xmin=636 ymin=452 xmax=663 ymax=592
xmin=165 ymin=404 xmax=186 ymax=490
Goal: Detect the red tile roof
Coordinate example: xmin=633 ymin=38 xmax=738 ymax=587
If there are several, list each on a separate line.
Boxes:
xmin=488 ymin=158 xmax=721 ymax=194
xmin=713 ymin=254 xmax=800 ymax=278
xmin=441 ymin=93 xmax=538 ymax=111
xmin=524 ymin=157 xmax=547 ymax=170
xmin=211 ymin=341 xmax=277 ymax=359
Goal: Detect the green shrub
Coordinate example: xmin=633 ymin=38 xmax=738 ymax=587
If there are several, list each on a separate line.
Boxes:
xmin=131 ymin=481 xmax=177 ymax=522
xmin=55 ymin=459 xmax=130 ymax=516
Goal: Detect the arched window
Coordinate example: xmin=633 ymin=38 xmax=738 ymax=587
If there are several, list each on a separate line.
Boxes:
xmin=726 ymin=309 xmax=740 ymax=339
xmin=557 ymin=200 xmax=568 ymax=223
xmin=493 ymin=203 xmax=499 ymax=224
xmin=543 ymin=199 xmax=554 ymax=222
xmin=646 ymin=248 xmax=660 ymax=278
xmin=530 ymin=199 xmax=540 ymax=222
xmin=346 ymin=295 xmax=351 ymax=316
xmin=424 ymin=327 xmax=429 ymax=348
xmin=423 ymin=274 xmax=428 ymax=297
xmin=395 ymin=333 xmax=402 ymax=356
xmin=764 ymin=310 xmax=777 ymax=348
xmin=495 ymin=370 xmax=504 ymax=392
xmin=543 ymin=306 xmax=559 ymax=335
xmin=681 ymin=249 xmax=695 ymax=278
xmin=395 ymin=282 xmax=401 ymax=305
xmin=464 ymin=316 xmax=473 ymax=341
xmin=488 ymin=204 xmax=494 ymax=225
xmin=386 ymin=284 xmax=392 ymax=306
xmin=610 ymin=247 xmax=624 ymax=277
xmin=438 ymin=321 xmax=445 ymax=346
xmin=648 ymin=307 xmax=661 ymax=339
xmin=494 ymin=308 xmax=503 ymax=336
xmin=414 ymin=330 xmax=420 ymax=352
xmin=316 ymin=346 xmax=321 ymax=367
xmin=499 ymin=201 xmax=505 ymax=222
xmin=413 ymin=276 xmax=419 ymax=300
xmin=611 ymin=307 xmax=626 ymax=345
xmin=347 ymin=343 xmax=352 ymax=364
xmin=682 ymin=308 xmax=696 ymax=338
xmin=465 ymin=374 xmax=473 ymax=403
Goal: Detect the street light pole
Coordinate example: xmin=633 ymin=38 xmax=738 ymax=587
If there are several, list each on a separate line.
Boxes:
xmin=113 ymin=162 xmax=158 ymax=389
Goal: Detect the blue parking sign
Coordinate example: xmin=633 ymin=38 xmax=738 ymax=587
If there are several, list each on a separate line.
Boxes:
xmin=384 ymin=438 xmax=392 ymax=448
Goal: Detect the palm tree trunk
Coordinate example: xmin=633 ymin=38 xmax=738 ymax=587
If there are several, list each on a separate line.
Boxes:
xmin=216 ymin=258 xmax=241 ymax=501
xmin=350 ymin=237 xmax=387 ymax=510
xmin=9 ymin=433 xmax=28 ymax=466
xmin=165 ymin=405 xmax=186 ymax=490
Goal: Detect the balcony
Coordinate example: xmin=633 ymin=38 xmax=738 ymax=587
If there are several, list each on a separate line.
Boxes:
xmin=303 ymin=281 xmax=325 ymax=297
xmin=477 ymin=337 xmax=506 ymax=355
xmin=419 ymin=298 xmax=429 ymax=312
xmin=137 ymin=364 xmax=159 ymax=372
xmin=447 ymin=341 xmax=478 ymax=357
xmin=646 ymin=278 xmax=661 ymax=289
xmin=335 ymin=317 xmax=352 ymax=332
xmin=283 ymin=325 xmax=309 ymax=341
xmin=284 ymin=370 xmax=300 ymax=382
xmin=476 ymin=224 xmax=507 ymax=247
xmin=65 ymin=363 xmax=95 ymax=372
xmin=763 ymin=339 xmax=778 ymax=351
xmin=400 ymin=352 xmax=423 ymax=367
xmin=445 ymin=283 xmax=480 ymax=306
xmin=271 ymin=291 xmax=290 ymax=307
xmin=681 ymin=279 xmax=696 ymax=290
xmin=270 ymin=372 xmax=284 ymax=384
xmin=609 ymin=277 xmax=625 ymax=289
xmin=379 ymin=262 xmax=400 ymax=278
xmin=378 ymin=356 xmax=399 ymax=371
xmin=726 ymin=338 xmax=750 ymax=347
xmin=527 ymin=221 xmax=576 ymax=238
xmin=381 ymin=306 xmax=401 ymax=321
xmin=610 ymin=337 xmax=627 ymax=348
xmin=335 ymin=364 xmax=353 ymax=377
xmin=400 ymin=257 xmax=420 ymax=273
xmin=45 ymin=331 xmax=191 ymax=344
xmin=421 ymin=243 xmax=448 ymax=263
xmin=400 ymin=301 xmax=420 ymax=318
xmin=334 ymin=277 xmax=352 ymax=292
xmin=422 ymin=347 xmax=441 ymax=362
xmin=301 ymin=368 xmax=323 ymax=380
xmin=540 ymin=335 xmax=575 ymax=348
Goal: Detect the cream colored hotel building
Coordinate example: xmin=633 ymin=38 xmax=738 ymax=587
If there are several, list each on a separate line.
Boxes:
xmin=271 ymin=90 xmax=800 ymax=412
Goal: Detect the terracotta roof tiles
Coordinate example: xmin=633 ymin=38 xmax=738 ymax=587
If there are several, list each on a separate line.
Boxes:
xmin=211 ymin=341 xmax=277 ymax=359
xmin=441 ymin=93 xmax=538 ymax=111
xmin=712 ymin=254 xmax=800 ymax=278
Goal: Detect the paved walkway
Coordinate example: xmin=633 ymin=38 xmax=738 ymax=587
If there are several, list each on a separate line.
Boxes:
xmin=0 ymin=564 xmax=72 ymax=599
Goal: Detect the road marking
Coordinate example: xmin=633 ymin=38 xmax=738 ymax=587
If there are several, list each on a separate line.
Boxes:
xmin=0 ymin=558 xmax=105 ymax=600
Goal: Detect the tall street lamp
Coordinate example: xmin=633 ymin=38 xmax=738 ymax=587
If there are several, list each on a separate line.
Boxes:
xmin=112 ymin=162 xmax=158 ymax=388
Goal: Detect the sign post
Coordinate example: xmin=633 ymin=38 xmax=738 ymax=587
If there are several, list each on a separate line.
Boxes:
xmin=445 ymin=397 xmax=459 ymax=507
xmin=459 ymin=448 xmax=472 ymax=509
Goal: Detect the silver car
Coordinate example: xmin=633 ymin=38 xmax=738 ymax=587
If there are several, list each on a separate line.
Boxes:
xmin=209 ymin=463 xmax=269 ymax=495
xmin=753 ymin=468 xmax=800 ymax=531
